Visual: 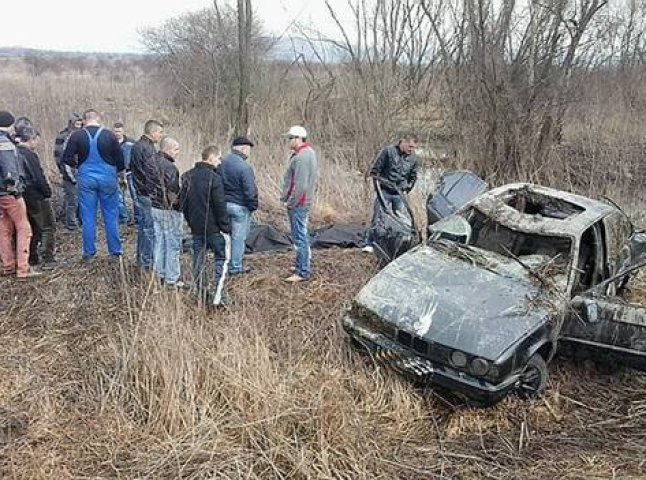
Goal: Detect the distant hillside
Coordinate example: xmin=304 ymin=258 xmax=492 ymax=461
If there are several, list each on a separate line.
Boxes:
xmin=0 ymin=46 xmax=146 ymax=60
xmin=267 ymin=37 xmax=345 ymax=63
xmin=0 ymin=38 xmax=345 ymax=63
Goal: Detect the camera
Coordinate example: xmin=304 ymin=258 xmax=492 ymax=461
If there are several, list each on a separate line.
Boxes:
xmin=1 ymin=173 xmax=23 ymax=196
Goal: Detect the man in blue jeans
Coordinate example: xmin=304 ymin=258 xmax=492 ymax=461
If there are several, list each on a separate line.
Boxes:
xmin=179 ymin=145 xmax=232 ymax=307
xmin=280 ymin=126 xmax=318 ymax=283
xmin=130 ymin=120 xmax=164 ymax=270
xmin=61 ymin=110 xmax=124 ymax=260
xmin=113 ymin=122 xmax=135 ymax=225
xmin=219 ymin=136 xmax=258 ymax=275
xmin=54 ymin=113 xmax=83 ymax=231
xmin=362 ymin=134 xmax=419 ymax=253
xmin=149 ymin=137 xmax=183 ymax=287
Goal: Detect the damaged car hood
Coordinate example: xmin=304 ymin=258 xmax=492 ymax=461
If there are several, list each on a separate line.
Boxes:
xmin=355 ymin=243 xmax=557 ymax=360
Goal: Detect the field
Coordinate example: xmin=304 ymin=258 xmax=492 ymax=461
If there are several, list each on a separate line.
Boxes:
xmin=2 ymin=230 xmax=646 ymax=478
xmin=1 ymin=56 xmax=646 ymax=478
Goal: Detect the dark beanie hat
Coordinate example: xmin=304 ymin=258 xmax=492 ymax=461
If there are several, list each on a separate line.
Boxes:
xmin=231 ymin=136 xmax=255 ymax=147
xmin=0 ymin=111 xmax=15 ymax=128
xmin=17 ymin=126 xmax=39 ymax=141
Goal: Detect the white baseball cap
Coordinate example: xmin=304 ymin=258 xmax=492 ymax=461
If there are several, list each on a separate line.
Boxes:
xmin=285 ymin=125 xmax=307 ymax=139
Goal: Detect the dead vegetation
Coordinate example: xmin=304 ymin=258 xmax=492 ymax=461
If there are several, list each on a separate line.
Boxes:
xmin=1 ymin=232 xmax=646 ymax=478
xmin=2 ymin=1 xmax=646 ymax=474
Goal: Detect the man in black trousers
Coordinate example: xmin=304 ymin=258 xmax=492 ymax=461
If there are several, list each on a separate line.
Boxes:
xmin=179 ymin=145 xmax=232 ymax=308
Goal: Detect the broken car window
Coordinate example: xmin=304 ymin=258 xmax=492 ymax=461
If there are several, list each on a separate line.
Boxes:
xmin=466 ymin=209 xmax=572 ymax=266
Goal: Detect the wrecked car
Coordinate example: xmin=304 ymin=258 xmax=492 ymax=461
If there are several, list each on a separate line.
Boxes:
xmin=343 ymin=183 xmax=646 ymax=405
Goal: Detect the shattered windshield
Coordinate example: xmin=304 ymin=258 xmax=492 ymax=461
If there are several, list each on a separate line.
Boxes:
xmin=464 ymin=208 xmax=572 ymax=271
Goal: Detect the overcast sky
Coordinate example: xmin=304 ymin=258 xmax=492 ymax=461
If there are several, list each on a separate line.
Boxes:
xmin=0 ymin=0 xmax=348 ymax=53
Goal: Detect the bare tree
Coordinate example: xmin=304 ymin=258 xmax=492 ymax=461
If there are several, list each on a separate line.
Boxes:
xmin=416 ymin=0 xmax=610 ymax=180
xmin=235 ymin=0 xmax=253 ymax=136
xmin=295 ymin=0 xmax=444 ymax=169
xmin=23 ymin=52 xmax=51 ymax=77
xmin=141 ymin=2 xmax=266 ymax=135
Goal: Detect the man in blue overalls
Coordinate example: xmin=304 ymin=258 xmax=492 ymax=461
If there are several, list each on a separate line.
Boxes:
xmin=61 ymin=109 xmax=125 ymax=261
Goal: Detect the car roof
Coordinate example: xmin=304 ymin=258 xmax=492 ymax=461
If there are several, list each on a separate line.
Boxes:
xmin=469 ymin=183 xmax=617 ymax=237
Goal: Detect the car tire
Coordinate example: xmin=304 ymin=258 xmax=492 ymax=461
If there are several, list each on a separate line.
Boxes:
xmin=517 ymin=354 xmax=548 ymax=399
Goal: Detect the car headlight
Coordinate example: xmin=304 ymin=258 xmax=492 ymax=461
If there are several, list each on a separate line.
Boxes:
xmin=470 ymin=357 xmax=490 ymax=376
xmin=450 ymin=351 xmax=468 ymax=368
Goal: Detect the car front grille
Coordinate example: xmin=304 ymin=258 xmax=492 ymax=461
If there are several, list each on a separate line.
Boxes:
xmin=397 ymin=330 xmax=413 ymax=347
xmin=349 ymin=304 xmax=451 ymax=366
xmin=395 ymin=329 xmax=451 ymax=364
xmin=375 ymin=346 xmax=435 ymax=377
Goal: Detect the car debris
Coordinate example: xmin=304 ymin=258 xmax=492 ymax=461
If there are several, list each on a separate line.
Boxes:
xmin=426 ymin=170 xmax=488 ymax=227
xmin=343 ymin=182 xmax=646 ymax=405
xmin=369 ymin=178 xmax=421 ymax=265
xmin=370 ymin=171 xmax=487 ymax=265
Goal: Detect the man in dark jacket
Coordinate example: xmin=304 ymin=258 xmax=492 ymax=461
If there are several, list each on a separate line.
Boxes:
xmin=62 ymin=109 xmax=124 ymax=260
xmin=16 ymin=127 xmax=57 ymax=268
xmin=130 ymin=119 xmax=163 ymax=270
xmin=179 ymin=145 xmax=231 ymax=307
xmin=362 ymin=134 xmax=419 ymax=253
xmin=0 ymin=111 xmax=40 ymax=279
xmin=54 ymin=113 xmax=83 ymax=231
xmin=113 ymin=122 xmax=135 ymax=225
xmin=149 ymin=137 xmax=183 ymax=287
xmin=219 ymin=136 xmax=258 ymax=275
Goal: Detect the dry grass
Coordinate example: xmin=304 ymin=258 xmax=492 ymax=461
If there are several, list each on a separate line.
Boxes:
xmin=0 ymin=231 xmax=646 ymax=479
xmin=2 ymin=58 xmax=646 ymax=479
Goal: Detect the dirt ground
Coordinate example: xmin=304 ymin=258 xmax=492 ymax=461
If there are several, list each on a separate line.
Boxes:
xmin=1 ymin=227 xmax=646 ymax=479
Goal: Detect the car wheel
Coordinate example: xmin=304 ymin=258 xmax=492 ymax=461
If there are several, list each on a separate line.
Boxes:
xmin=517 ymin=354 xmax=548 ymax=399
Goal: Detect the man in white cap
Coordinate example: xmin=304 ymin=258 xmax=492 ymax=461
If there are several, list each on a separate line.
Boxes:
xmin=280 ymin=125 xmax=318 ymax=282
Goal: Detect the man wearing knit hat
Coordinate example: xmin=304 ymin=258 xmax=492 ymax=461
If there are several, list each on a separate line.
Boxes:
xmin=0 ymin=111 xmax=41 ymax=280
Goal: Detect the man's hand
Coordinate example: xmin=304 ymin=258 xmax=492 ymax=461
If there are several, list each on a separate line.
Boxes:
xmin=118 ymin=171 xmax=127 ymax=190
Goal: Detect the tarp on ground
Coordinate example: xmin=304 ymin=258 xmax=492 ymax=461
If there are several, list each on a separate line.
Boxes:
xmin=245 ymin=224 xmax=292 ymax=253
xmin=244 ymin=223 xmax=367 ymax=253
xmin=311 ymin=224 xmax=365 ymax=249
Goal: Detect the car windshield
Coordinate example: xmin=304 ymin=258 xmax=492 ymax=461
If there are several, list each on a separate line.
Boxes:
xmin=465 ymin=208 xmax=572 ymax=267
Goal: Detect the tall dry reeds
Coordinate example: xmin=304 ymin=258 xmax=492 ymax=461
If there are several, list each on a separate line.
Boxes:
xmin=2 ymin=238 xmax=646 ymax=478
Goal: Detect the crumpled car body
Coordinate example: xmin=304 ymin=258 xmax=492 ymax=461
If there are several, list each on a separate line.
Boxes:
xmin=343 ymin=183 xmax=646 ymax=404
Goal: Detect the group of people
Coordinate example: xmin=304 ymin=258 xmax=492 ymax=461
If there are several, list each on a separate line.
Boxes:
xmin=0 ymin=109 xmax=319 ymax=307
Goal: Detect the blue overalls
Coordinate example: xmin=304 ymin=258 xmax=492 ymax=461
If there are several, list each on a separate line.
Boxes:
xmin=77 ymin=127 xmax=122 ymax=258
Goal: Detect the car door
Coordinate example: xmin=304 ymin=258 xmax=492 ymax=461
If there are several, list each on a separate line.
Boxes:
xmin=370 ymin=179 xmax=421 ymax=265
xmin=565 ymin=292 xmax=646 ymax=371
xmin=601 ymin=209 xmax=634 ymax=288
xmin=562 ymin=217 xmax=646 ymax=371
